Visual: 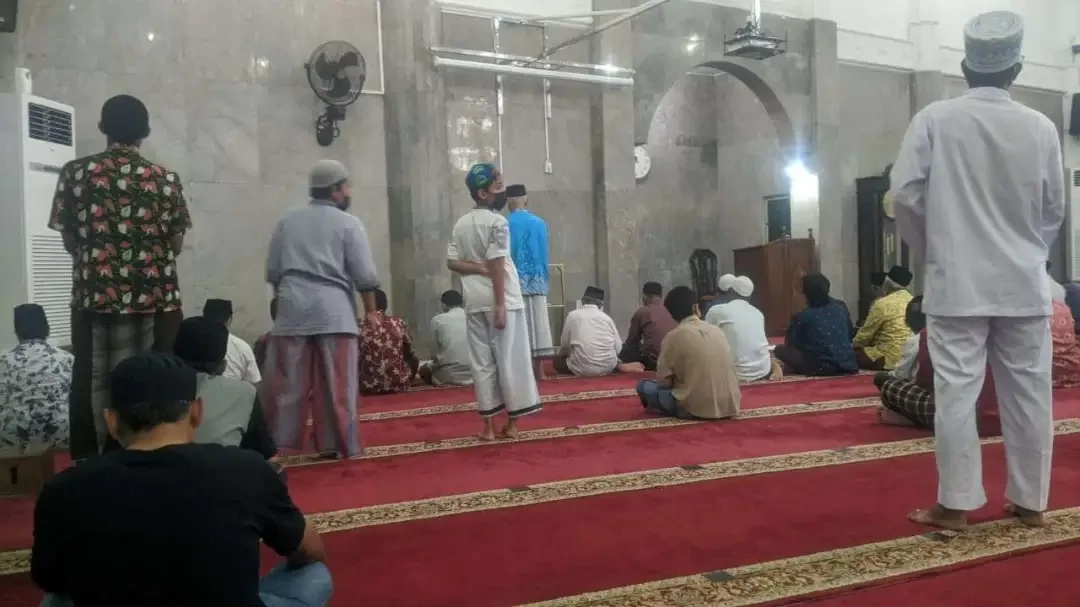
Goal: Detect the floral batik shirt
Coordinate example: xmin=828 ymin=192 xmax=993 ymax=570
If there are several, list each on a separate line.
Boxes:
xmin=0 ymin=340 xmax=74 ymax=453
xmin=48 ymin=145 xmax=191 ymax=314
xmin=360 ymin=314 xmax=416 ymax=394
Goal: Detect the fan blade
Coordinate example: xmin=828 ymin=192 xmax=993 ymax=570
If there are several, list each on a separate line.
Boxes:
xmin=329 ymin=75 xmax=352 ymax=98
xmin=313 ymin=54 xmax=339 ymax=81
xmin=337 ymin=51 xmax=361 ymax=69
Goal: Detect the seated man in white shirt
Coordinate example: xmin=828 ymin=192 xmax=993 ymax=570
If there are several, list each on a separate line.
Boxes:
xmin=204 ymin=299 xmax=262 ymax=385
xmin=419 ymin=290 xmax=474 ymax=386
xmin=554 ymin=286 xmax=622 ymax=377
xmin=704 ymin=276 xmax=773 ymax=383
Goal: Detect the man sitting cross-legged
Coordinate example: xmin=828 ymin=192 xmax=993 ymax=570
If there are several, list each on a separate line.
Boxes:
xmin=173 ymin=316 xmax=278 ymax=461
xmin=618 ymin=281 xmax=676 ymax=372
xmin=32 ymin=353 xmax=332 ymax=607
xmin=554 ymin=286 xmax=623 ymax=377
xmin=704 ymin=276 xmax=773 ymax=383
xmin=418 ymin=290 xmax=474 ymax=387
xmin=360 ymin=288 xmax=420 ymax=395
xmin=636 ymin=286 xmax=741 ymax=420
xmin=203 ymin=298 xmax=261 ymax=385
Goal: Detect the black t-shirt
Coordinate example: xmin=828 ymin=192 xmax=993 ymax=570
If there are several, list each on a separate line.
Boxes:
xmin=31 ymin=443 xmax=306 ymax=607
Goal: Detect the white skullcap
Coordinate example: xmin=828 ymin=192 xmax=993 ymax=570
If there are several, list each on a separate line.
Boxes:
xmin=732 ymin=276 xmax=754 ymax=298
xmin=963 ymin=11 xmax=1024 ymax=74
xmin=717 ymin=274 xmax=736 ymax=292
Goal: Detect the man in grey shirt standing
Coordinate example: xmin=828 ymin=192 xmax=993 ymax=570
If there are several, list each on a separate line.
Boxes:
xmin=262 ymin=159 xmax=380 ymax=458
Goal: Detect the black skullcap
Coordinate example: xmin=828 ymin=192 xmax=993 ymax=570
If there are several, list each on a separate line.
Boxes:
xmin=13 ymin=304 xmax=49 ymax=341
xmin=887 ymin=266 xmax=913 ymax=288
xmin=110 ymin=353 xmax=197 ymax=410
xmin=869 ymin=271 xmax=887 ymax=287
xmin=173 ymin=316 xmax=229 ymax=366
xmin=506 ymin=184 xmax=527 ymax=198
xmin=202 ymin=298 xmax=233 ymax=324
xmin=584 ymin=286 xmax=605 ymax=300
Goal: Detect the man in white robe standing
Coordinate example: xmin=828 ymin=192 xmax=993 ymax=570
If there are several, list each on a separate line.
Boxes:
xmin=448 ymin=164 xmax=542 ymax=441
xmin=891 ymin=11 xmax=1066 ymax=530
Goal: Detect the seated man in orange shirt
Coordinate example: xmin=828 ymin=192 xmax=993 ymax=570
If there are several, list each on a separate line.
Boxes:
xmin=359 ymin=289 xmax=419 ymax=395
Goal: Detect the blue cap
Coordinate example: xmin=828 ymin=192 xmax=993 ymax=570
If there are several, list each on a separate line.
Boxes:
xmin=466 ymin=163 xmax=498 ymax=192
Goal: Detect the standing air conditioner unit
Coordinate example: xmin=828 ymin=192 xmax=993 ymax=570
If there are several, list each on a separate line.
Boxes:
xmin=0 ymin=92 xmax=76 ymax=349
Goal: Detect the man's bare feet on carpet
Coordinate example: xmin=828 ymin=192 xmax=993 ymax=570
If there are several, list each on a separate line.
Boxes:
xmin=617 ymin=362 xmax=646 ymax=373
xmin=909 ymin=505 xmax=968 ymax=531
xmin=877 ymin=406 xmax=915 ymax=427
xmin=497 ymin=420 xmax=520 ymax=440
xmin=1005 ymin=503 xmax=1047 ymax=527
xmin=477 ymin=419 xmax=498 ymax=441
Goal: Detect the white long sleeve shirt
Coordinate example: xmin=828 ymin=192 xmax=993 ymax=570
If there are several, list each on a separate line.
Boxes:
xmin=890 ymin=87 xmax=1066 ymax=317
xmin=559 ymin=304 xmax=622 ymax=377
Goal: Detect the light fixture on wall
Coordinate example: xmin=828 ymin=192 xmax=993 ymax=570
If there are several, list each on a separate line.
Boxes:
xmin=685 ymin=34 xmax=701 ymax=54
xmin=723 ymin=0 xmax=786 ymax=60
xmin=786 ymin=161 xmax=819 ymax=202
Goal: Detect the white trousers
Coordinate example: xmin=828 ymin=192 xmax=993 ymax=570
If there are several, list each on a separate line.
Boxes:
xmin=523 ymin=295 xmax=555 ymax=354
xmin=926 ymin=315 xmax=1053 ymax=512
xmin=467 ymin=309 xmax=542 ymax=419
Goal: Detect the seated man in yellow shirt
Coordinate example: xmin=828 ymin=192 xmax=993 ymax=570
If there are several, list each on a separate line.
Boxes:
xmin=853 ymin=266 xmax=914 ymax=370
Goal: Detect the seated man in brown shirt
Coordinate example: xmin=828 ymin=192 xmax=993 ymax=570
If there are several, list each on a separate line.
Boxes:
xmin=619 ymin=282 xmax=677 ymax=371
xmin=636 ymin=286 xmax=741 ymax=420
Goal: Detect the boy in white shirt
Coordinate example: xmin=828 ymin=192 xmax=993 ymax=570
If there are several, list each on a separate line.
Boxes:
xmin=203 ymin=299 xmax=261 ymax=385
xmin=447 ymin=164 xmax=541 ymax=441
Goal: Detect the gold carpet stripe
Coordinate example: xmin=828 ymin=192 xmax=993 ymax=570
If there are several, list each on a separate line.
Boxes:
xmin=3 ymin=421 xmax=1079 ymax=578
xmin=284 ymin=397 xmax=883 ymax=467
xmin=519 ymin=506 xmax=1080 ymax=606
xmin=359 ymin=373 xmax=871 ymax=421
xmin=358 ymin=389 xmax=636 ymax=421
xmin=299 ymin=419 xmax=1080 ymax=535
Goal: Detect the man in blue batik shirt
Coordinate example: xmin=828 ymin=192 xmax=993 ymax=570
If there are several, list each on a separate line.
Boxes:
xmin=506 ymin=184 xmax=555 ymax=355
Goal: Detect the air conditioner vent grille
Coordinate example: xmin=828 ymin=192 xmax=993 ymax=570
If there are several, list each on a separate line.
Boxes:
xmin=28 ymin=102 xmax=74 ymax=147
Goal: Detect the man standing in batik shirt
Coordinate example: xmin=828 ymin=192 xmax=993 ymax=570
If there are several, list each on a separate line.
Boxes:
xmin=506 ymin=184 xmax=555 ymax=355
xmin=263 ymin=160 xmax=380 ymax=459
xmin=49 ymin=94 xmax=191 ymax=460
xmin=448 ymin=164 xmax=542 ymax=441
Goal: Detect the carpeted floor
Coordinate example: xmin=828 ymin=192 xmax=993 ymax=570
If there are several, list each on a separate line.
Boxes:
xmin=2 ymin=375 xmax=1078 ymax=606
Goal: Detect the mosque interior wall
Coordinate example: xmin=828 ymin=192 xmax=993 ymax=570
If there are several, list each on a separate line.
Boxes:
xmin=5 ymin=0 xmax=390 ymax=342
xmin=0 ymin=0 xmax=1076 ymax=345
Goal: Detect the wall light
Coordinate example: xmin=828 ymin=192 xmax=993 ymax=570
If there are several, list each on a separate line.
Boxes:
xmin=786 ymin=161 xmax=819 ymax=202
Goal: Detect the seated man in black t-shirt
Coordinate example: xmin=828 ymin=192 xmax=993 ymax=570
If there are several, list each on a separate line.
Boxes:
xmin=32 ymin=353 xmax=332 ymax=607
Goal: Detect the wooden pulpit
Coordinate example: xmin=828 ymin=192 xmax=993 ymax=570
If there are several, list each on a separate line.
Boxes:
xmin=733 ymin=238 xmax=817 ymax=337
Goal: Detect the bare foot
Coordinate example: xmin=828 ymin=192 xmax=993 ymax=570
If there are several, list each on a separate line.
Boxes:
xmin=497 ymin=425 xmax=520 ymax=440
xmin=1004 ymin=503 xmax=1047 ymax=527
xmin=878 ymin=407 xmax=916 ymax=427
xmin=476 ymin=429 xmax=497 ymax=441
xmin=617 ymin=362 xmax=646 ymax=374
xmin=909 ymin=505 xmax=968 ymax=531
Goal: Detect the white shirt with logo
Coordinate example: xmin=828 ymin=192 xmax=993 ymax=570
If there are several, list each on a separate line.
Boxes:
xmin=448 ymin=208 xmax=524 ymax=314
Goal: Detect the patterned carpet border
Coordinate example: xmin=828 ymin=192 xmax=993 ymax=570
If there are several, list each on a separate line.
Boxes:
xmin=363 ymin=372 xmax=873 ymax=421
xmin=518 ymin=507 xmax=1080 ymax=606
xmin=285 ymin=397 xmax=884 ymax=467
xmin=3 ymin=421 xmax=1079 ymax=578
xmin=299 ymin=419 xmax=1080 ymax=536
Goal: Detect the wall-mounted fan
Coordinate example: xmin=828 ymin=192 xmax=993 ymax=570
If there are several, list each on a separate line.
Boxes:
xmin=305 ymin=40 xmax=366 ymax=146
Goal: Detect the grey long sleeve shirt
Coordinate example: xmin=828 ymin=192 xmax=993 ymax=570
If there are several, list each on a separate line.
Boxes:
xmin=266 ymin=200 xmax=379 ymax=336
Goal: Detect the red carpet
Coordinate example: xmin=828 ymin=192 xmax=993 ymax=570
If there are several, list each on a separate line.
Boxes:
xmin=791 ymin=541 xmax=1080 ymax=606
xmin=362 ymin=377 xmax=879 ymax=446
xmin=297 ymin=436 xmax=1080 ymax=606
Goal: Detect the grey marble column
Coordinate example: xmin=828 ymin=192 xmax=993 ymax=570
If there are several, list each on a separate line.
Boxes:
xmin=0 ymin=32 xmax=16 ymax=94
xmin=590 ymin=0 xmax=639 ymax=329
xmin=382 ymin=0 xmax=453 ymax=350
xmin=806 ymin=19 xmax=847 ymax=299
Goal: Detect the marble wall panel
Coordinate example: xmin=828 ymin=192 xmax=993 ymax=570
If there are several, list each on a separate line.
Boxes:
xmin=11 ymin=0 xmax=390 ymax=336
